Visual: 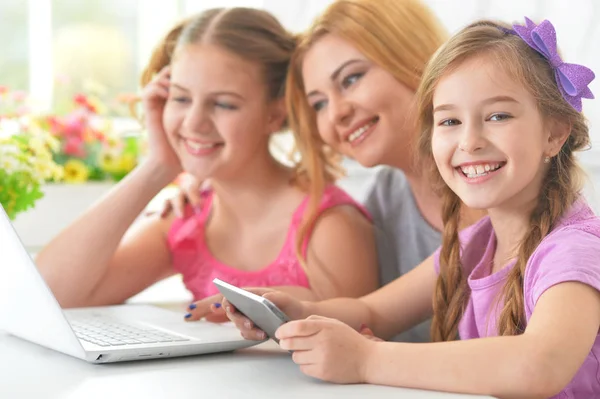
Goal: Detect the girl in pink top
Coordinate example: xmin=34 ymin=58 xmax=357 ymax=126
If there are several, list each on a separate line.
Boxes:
xmin=228 ymin=15 xmax=600 ymax=398
xmin=35 ymin=8 xmax=378 ymax=318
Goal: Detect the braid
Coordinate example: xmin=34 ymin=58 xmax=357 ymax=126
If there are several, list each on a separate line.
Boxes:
xmin=497 ymin=141 xmax=580 ymax=335
xmin=431 ymin=187 xmax=470 ymax=341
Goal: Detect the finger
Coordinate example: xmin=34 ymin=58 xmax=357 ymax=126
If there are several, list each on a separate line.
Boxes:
xmin=187 ymin=189 xmax=203 ymax=208
xmin=159 ymin=201 xmax=172 ymax=218
xmin=184 ymin=296 xmax=222 ymax=321
xmin=222 ymin=299 xmax=267 ymax=340
xmin=279 ymin=335 xmax=318 ymax=351
xmin=173 ymin=193 xmax=187 ymax=218
xmin=275 ymin=319 xmax=324 ymax=340
xmin=205 ymin=312 xmax=230 ymax=323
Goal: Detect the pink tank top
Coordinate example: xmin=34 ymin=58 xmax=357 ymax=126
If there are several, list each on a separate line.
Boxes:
xmin=167 ymin=185 xmax=371 ymax=300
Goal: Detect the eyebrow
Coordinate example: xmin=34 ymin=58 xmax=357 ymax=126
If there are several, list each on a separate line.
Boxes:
xmin=306 ymin=59 xmax=364 ymax=99
xmin=433 ymin=95 xmax=520 ymax=113
xmin=170 ymin=83 xmax=245 ymax=100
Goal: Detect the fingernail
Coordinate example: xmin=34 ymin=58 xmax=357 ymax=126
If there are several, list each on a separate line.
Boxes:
xmin=226 ymin=306 xmax=233 ymax=313
xmin=259 ymin=331 xmax=266 ymax=339
xmin=184 ymin=313 xmax=192 ymax=318
xmin=188 ymin=303 xmax=197 ymax=310
xmin=245 ymin=321 xmax=252 ymax=329
xmin=359 ymin=323 xmax=367 ymax=331
xmin=213 ymin=303 xmax=221 ymax=309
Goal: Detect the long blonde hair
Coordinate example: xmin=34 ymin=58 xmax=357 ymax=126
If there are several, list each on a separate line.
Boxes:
xmin=288 ymin=0 xmax=449 ymax=267
xmin=416 ymin=20 xmax=590 ymax=340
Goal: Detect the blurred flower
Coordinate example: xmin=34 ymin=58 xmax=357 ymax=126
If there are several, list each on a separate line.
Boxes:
xmin=63 ymin=159 xmax=90 ymax=183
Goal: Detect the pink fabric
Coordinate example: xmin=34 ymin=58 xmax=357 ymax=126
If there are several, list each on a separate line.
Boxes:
xmin=167 ymin=185 xmax=371 ymax=300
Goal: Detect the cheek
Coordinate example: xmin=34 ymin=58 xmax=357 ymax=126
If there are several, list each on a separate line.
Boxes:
xmin=430 ymin=132 xmax=451 ymax=165
xmin=316 ymin=113 xmax=336 ymax=147
xmin=162 ymin=105 xmax=182 ymax=135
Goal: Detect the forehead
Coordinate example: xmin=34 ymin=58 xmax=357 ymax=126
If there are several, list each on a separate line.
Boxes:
xmin=171 ymin=43 xmax=262 ymax=88
xmin=302 ymin=34 xmax=366 ymax=89
xmin=433 ymin=55 xmax=532 ymax=106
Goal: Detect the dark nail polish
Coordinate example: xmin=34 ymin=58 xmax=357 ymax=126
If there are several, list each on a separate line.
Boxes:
xmin=184 ymin=313 xmax=192 ymax=318
xmin=188 ymin=303 xmax=197 ymax=310
xmin=213 ymin=303 xmax=221 ymax=309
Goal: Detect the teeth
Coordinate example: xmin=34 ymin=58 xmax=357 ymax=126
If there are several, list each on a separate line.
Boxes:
xmin=186 ymin=140 xmax=219 ymax=151
xmin=348 ymin=120 xmax=377 ymax=143
xmin=460 ymin=163 xmax=501 ymax=178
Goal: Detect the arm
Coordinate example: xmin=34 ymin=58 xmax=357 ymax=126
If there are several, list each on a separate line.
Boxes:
xmin=301 ymin=205 xmax=379 ymax=300
xmin=36 ymin=65 xmax=183 ymax=308
xmin=364 ymin=282 xmax=600 ymax=398
xmin=36 ymin=161 xmax=177 ymax=308
xmin=305 ymin=253 xmax=437 ymax=339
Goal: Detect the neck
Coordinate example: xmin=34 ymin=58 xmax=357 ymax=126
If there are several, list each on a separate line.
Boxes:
xmin=402 ymin=166 xmax=445 ymax=232
xmin=488 ymin=198 xmax=537 ymax=268
xmin=209 ymin=150 xmax=294 ymax=225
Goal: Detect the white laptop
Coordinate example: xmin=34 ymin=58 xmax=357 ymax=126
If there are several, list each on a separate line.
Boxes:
xmin=0 ymin=205 xmax=260 ymax=363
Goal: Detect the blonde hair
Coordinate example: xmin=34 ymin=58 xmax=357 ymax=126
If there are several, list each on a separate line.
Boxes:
xmin=288 ymin=0 xmax=449 ymax=266
xmin=416 ymin=20 xmax=590 ymax=340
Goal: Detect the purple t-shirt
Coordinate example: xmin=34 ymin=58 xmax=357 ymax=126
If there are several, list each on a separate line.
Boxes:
xmin=434 ymin=199 xmax=600 ymax=398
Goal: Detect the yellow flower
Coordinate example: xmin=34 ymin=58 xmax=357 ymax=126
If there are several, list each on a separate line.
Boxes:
xmin=118 ymin=153 xmax=137 ymax=172
xmin=63 ymin=159 xmax=90 ymax=183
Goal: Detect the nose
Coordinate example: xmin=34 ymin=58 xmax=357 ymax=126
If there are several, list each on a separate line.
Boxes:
xmin=458 ymin=122 xmax=486 ymax=153
xmin=182 ymin=102 xmax=213 ymax=134
xmin=327 ymin=93 xmax=353 ymax=127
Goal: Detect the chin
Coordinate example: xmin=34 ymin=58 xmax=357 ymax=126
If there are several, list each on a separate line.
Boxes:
xmin=352 ymin=149 xmax=386 ymax=169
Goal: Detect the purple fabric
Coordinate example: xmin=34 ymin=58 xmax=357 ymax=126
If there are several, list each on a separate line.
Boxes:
xmin=433 ymin=200 xmax=600 ymax=398
xmin=511 ymin=17 xmax=595 ymax=112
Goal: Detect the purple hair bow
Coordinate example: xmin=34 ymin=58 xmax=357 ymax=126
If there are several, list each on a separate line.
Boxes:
xmin=512 ymin=17 xmax=595 ymax=112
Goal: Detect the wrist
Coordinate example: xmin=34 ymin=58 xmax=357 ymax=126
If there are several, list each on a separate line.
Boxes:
xmin=361 ymin=339 xmax=384 ymax=384
xmin=137 ymin=158 xmax=180 ymax=188
xmin=299 ymin=300 xmax=315 ymax=319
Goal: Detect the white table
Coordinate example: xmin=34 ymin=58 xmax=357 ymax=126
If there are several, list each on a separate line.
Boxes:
xmin=0 ymin=330 xmax=494 ymax=399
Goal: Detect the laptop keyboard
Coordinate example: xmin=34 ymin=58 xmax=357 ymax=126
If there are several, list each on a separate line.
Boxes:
xmin=70 ymin=317 xmax=191 ymax=347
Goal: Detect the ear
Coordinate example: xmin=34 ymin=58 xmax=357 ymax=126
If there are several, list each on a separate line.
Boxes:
xmin=266 ymin=98 xmax=288 ymax=134
xmin=545 ymin=119 xmax=571 ymax=157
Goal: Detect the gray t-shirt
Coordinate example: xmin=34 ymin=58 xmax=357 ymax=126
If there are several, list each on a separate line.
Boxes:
xmin=363 ymin=167 xmax=441 ymax=342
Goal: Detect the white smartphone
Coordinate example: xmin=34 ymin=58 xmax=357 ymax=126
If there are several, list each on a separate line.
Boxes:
xmin=212 ymin=278 xmax=290 ymax=343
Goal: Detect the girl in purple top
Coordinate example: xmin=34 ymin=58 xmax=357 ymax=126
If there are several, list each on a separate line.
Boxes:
xmin=224 ymin=17 xmax=600 ymax=398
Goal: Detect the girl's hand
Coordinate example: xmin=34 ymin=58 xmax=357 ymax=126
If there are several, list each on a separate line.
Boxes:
xmin=223 ymin=289 xmax=307 ymax=340
xmin=184 ymin=294 xmax=229 ymax=323
xmin=276 ymin=315 xmax=377 ymax=384
xmin=141 ymin=65 xmax=181 ymax=177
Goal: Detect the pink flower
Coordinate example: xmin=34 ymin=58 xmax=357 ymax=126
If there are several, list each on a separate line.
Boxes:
xmin=64 ymin=136 xmax=87 ymax=157
xmin=0 ymin=86 xmax=8 ymax=95
xmin=12 ymin=90 xmax=27 ymax=102
xmin=74 ymin=94 xmax=97 ymax=113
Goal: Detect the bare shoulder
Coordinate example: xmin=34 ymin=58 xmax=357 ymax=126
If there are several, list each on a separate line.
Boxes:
xmin=306 ymin=204 xmax=378 ymax=298
xmin=123 ymin=209 xmax=177 ymax=241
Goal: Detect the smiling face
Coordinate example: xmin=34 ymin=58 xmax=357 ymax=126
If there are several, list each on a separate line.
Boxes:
xmin=301 ymin=34 xmax=416 ymax=168
xmin=163 ymin=43 xmax=280 ymax=181
xmin=431 ymin=55 xmax=556 ymax=211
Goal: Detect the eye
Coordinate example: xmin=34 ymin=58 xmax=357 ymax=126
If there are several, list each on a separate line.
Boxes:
xmin=341 ymin=72 xmax=364 ymax=89
xmin=171 ymin=96 xmax=190 ymax=104
xmin=215 ymin=102 xmax=238 ymax=110
xmin=439 ymin=118 xmax=461 ymax=126
xmin=488 ymin=113 xmax=512 ymax=122
xmin=311 ymin=100 xmax=327 ymax=112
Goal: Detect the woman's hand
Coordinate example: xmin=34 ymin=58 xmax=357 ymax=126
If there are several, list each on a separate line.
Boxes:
xmin=160 ymin=174 xmax=206 ymax=218
xmin=276 ymin=315 xmax=378 ymax=384
xmin=141 ymin=65 xmax=181 ymax=177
